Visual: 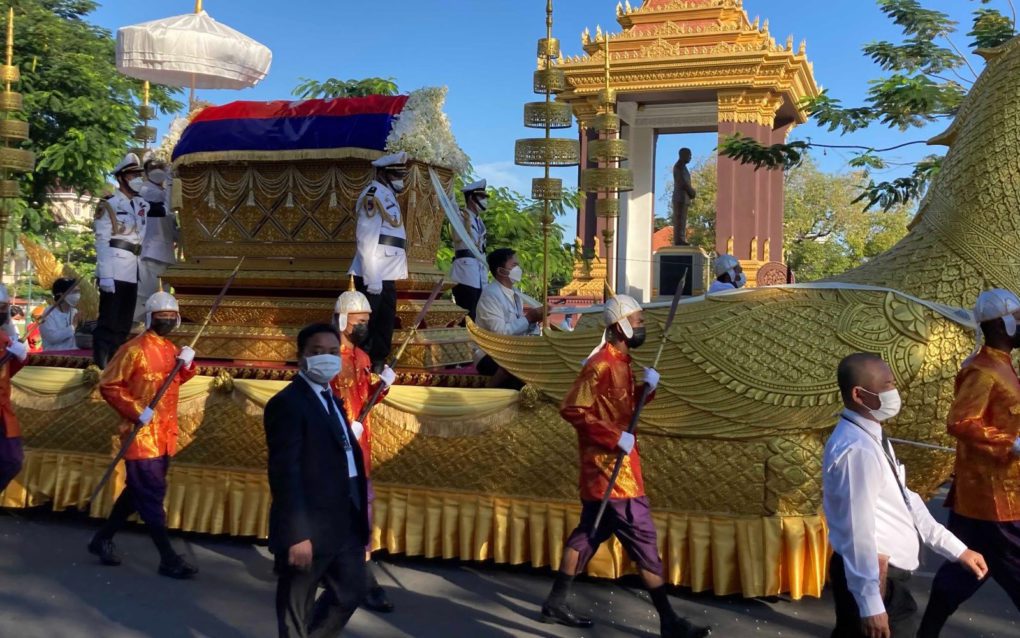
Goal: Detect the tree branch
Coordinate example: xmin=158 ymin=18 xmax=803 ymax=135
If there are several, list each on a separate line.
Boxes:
xmin=807 ymin=140 xmax=930 ymax=152
xmin=942 ymin=34 xmax=978 ymax=80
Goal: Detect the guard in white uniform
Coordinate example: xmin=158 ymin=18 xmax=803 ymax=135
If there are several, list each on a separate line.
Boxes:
xmin=93 ymin=153 xmax=148 ymax=368
xmin=708 ymin=254 xmax=745 ymax=294
xmin=39 ymin=277 xmax=80 ymax=351
xmin=348 ymin=152 xmax=409 ymax=371
xmin=134 ymin=157 xmax=178 ymax=322
xmin=450 ymin=179 xmax=488 ymax=320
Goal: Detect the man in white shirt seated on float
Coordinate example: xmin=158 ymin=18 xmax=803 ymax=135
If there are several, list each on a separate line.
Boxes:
xmin=823 ymin=352 xmax=988 ymax=638
xmin=708 ymin=254 xmax=746 ymax=294
xmin=473 ymin=247 xmax=549 ymax=389
xmin=39 ymin=277 xmax=81 ymax=351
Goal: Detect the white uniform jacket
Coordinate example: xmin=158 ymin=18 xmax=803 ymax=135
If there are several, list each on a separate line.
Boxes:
xmin=348 ymin=180 xmax=408 ymax=292
xmin=95 ymin=191 xmax=148 ymax=284
xmin=39 ymin=305 xmax=77 ymax=351
xmin=450 ymin=208 xmax=487 ymax=289
xmin=139 ymin=182 xmax=178 ymax=266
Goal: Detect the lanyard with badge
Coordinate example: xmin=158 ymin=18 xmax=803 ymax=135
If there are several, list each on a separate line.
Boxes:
xmin=842 ymin=412 xmax=916 ymax=518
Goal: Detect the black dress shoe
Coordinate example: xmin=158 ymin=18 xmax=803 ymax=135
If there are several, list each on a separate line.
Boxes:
xmin=363 ymin=585 xmax=394 ymax=613
xmin=661 ymin=614 xmax=711 ymax=638
xmin=87 ymin=536 xmax=121 ymax=566
xmin=158 ymin=556 xmax=199 ymax=579
xmin=539 ymin=601 xmax=593 ymax=628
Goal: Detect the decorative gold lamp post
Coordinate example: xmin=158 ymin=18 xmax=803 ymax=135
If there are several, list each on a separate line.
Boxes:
xmin=130 ymin=80 xmax=157 ymax=158
xmin=514 ymin=0 xmax=579 ymax=327
xmin=579 ymin=38 xmax=632 ymax=296
xmin=0 ymin=6 xmax=34 ymax=277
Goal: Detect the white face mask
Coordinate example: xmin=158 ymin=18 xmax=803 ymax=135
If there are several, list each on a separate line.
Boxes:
xmin=475 ymin=197 xmax=488 ymax=211
xmin=734 ymin=272 xmax=747 ymax=288
xmin=507 ymin=265 xmax=523 ymax=284
xmin=65 ymin=292 xmax=81 ymax=307
xmin=127 ymin=177 xmax=145 ymax=193
xmin=859 ymin=388 xmax=902 ymax=422
xmin=302 ymin=353 xmax=341 ymax=385
xmin=389 ymin=179 xmax=406 ymax=193
xmin=148 ymin=169 xmax=168 ymax=185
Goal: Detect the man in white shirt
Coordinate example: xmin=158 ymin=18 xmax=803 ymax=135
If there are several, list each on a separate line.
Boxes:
xmin=474 ymin=248 xmax=546 ymax=389
xmin=707 ymin=254 xmax=745 ymax=294
xmin=39 ymin=277 xmax=80 ymax=351
xmin=824 ymin=353 xmax=988 ymax=637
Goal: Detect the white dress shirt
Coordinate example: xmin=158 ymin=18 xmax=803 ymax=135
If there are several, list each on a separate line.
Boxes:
xmin=823 ymin=409 xmax=966 ymax=617
xmin=708 ymin=280 xmax=737 ymax=294
xmin=473 ymin=280 xmax=537 ymax=364
xmin=299 ymin=372 xmax=358 ymax=479
xmin=39 ymin=305 xmax=77 ymax=351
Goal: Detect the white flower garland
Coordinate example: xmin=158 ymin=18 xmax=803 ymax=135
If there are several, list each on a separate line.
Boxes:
xmin=386 ymin=87 xmax=470 ymax=174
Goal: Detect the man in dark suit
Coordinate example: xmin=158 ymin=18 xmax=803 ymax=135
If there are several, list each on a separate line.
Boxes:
xmin=265 ymin=323 xmax=369 ymax=638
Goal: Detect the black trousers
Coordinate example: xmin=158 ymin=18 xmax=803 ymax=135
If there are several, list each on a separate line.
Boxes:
xmin=93 ymin=279 xmax=138 ymax=369
xmin=353 ymin=277 xmax=397 ymax=372
xmin=830 ymin=553 xmax=918 ymax=637
xmin=275 ymin=545 xmax=366 ymax=638
xmin=918 ymin=512 xmax=1020 ymax=636
xmin=452 ymin=283 xmax=481 ymax=321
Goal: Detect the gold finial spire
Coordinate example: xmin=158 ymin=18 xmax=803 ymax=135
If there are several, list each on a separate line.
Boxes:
xmin=158 ymin=278 xmax=164 ymax=293
xmin=348 ymin=275 xmax=356 ymax=292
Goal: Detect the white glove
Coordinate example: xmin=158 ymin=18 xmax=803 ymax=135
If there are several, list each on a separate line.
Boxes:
xmin=137 ymin=407 xmax=154 ymax=426
xmin=177 ymin=345 xmax=196 ymax=367
xmin=643 ymin=367 xmax=660 ymax=391
xmin=351 ymin=420 xmax=365 ymax=441
xmin=379 ymin=365 xmax=397 ymax=388
xmin=99 ymin=278 xmax=116 ymax=294
xmin=367 ymin=282 xmax=383 ymax=295
xmin=617 ymin=431 xmax=635 ymax=455
xmin=1013 ymin=436 xmax=1020 ymax=457
xmin=6 ymin=340 xmax=27 ymax=362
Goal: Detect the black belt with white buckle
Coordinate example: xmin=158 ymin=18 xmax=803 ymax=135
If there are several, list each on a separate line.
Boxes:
xmin=109 ymin=239 xmax=141 ymax=255
xmin=454 ymin=249 xmax=476 ymax=260
xmin=378 ymin=235 xmax=406 ymax=250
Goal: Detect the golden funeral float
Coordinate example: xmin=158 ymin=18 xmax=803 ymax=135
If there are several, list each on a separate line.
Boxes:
xmin=2 ymin=0 xmax=1019 ymax=603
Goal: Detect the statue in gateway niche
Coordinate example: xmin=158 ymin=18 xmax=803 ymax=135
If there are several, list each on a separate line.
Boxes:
xmin=671 ymin=147 xmax=696 ymax=246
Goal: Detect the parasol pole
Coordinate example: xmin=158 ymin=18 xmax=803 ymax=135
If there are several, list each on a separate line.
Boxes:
xmin=189 ymin=0 xmax=203 ymax=110
xmin=0 ymin=7 xmax=13 ymax=279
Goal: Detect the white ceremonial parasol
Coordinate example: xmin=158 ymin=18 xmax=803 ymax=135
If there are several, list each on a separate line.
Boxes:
xmin=116 ymin=1 xmax=272 ymax=104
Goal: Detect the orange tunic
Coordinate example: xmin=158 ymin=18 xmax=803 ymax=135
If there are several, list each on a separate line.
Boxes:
xmin=945 ymin=346 xmax=1020 ymax=521
xmin=560 ymin=342 xmax=653 ymax=501
xmin=99 ymin=331 xmax=198 ymax=461
xmin=330 ymin=343 xmax=387 ymax=477
xmin=0 ymin=332 xmax=26 ymax=438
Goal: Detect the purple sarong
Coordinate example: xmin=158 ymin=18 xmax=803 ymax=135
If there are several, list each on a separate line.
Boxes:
xmin=565 ymin=495 xmax=664 ymax=575
xmin=124 ymin=456 xmax=170 ymax=528
xmin=0 ymin=436 xmax=23 ymax=492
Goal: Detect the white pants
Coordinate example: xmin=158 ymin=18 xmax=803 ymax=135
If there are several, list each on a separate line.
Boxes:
xmin=134 ymin=258 xmax=171 ymax=322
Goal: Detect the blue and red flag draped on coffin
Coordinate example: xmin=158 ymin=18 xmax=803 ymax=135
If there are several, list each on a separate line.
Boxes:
xmin=171 ymin=95 xmax=410 ymax=163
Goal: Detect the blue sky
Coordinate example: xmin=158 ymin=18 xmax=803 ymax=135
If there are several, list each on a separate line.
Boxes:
xmin=91 ymin=0 xmax=988 ymax=239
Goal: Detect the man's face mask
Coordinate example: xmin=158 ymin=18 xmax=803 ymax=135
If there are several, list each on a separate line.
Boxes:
xmin=151 ymin=317 xmax=177 ymax=337
xmin=350 ymin=323 xmax=369 ymax=346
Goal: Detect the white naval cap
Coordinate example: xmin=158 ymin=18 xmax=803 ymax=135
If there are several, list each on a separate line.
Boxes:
xmin=462 ymin=179 xmax=487 ymax=194
xmin=112 ymin=152 xmax=142 ymax=176
xmin=714 ymin=254 xmax=740 ymax=277
xmin=372 ymin=151 xmax=408 ymax=169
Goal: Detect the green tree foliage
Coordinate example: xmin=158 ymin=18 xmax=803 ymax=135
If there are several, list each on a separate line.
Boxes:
xmin=660 ymin=156 xmax=912 ymax=281
xmin=435 ymin=182 xmax=578 ymax=299
xmin=292 ymin=77 xmax=399 ymax=99
xmin=718 ymin=0 xmax=1017 ymax=210
xmin=3 ymin=1 xmax=181 ymax=252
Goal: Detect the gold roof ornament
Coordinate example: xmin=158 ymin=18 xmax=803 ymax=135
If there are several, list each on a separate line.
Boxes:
xmin=0 ymin=7 xmax=34 ymax=275
xmin=513 ymin=0 xmax=579 ymax=328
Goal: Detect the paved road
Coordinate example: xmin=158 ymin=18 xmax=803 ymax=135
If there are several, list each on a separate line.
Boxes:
xmin=0 ymin=493 xmax=1017 ymax=637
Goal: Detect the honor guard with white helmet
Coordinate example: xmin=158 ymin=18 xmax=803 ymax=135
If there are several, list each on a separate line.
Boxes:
xmin=917 ymin=288 xmax=1020 ymax=633
xmin=543 ymin=293 xmax=710 ymax=638
xmin=349 ymin=151 xmax=409 ymax=371
xmin=0 ymin=283 xmax=28 ymax=493
xmin=90 ymin=289 xmax=199 ymax=579
xmin=93 ymin=153 xmax=149 ymax=368
xmin=134 ymin=156 xmax=179 ymax=323
xmin=708 ymin=254 xmax=745 ymax=293
xmin=450 ymin=179 xmax=489 ymax=320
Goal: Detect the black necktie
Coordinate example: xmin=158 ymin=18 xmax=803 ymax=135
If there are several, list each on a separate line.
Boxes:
xmin=320 ymin=389 xmax=362 ymax=511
